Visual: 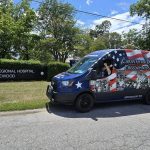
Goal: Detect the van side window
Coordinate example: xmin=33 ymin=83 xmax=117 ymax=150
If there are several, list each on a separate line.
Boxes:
xmin=97 ymin=59 xmax=114 ymax=78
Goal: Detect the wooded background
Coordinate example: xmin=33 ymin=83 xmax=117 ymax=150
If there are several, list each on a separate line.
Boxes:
xmin=0 ymin=0 xmax=149 ymax=63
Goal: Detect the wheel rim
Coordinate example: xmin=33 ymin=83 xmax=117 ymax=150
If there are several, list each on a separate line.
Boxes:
xmin=80 ymin=95 xmax=91 ymax=109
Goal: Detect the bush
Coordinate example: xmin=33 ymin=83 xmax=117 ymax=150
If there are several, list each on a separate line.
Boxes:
xmin=47 ymin=62 xmax=70 ymax=80
xmin=0 ymin=59 xmax=70 ymax=81
xmin=0 ymin=59 xmax=41 ymax=66
xmin=0 ymin=59 xmax=47 ymax=81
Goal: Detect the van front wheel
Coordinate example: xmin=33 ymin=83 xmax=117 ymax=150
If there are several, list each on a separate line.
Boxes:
xmin=144 ymin=92 xmax=150 ymax=105
xmin=75 ymin=93 xmax=94 ymax=112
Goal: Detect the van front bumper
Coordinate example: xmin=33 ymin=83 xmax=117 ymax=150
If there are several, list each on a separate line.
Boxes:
xmin=46 ymin=85 xmax=76 ymax=105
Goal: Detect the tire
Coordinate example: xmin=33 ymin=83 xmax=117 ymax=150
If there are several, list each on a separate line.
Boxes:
xmin=144 ymin=92 xmax=150 ymax=105
xmin=75 ymin=93 xmax=94 ymax=112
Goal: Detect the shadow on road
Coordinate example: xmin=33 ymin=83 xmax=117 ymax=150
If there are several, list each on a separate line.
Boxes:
xmin=46 ymin=100 xmax=150 ymax=120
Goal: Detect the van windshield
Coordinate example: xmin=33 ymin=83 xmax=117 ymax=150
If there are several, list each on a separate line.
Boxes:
xmin=68 ymin=57 xmax=99 ymax=74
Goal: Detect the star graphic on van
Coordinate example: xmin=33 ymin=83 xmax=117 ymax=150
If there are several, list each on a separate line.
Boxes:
xmin=76 ymin=81 xmax=82 ymax=89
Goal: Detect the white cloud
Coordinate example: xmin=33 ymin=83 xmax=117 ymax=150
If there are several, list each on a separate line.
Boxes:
xmin=111 ymin=10 xmax=118 ymax=15
xmin=76 ymin=20 xmax=85 ymax=26
xmin=118 ymin=2 xmax=130 ymax=11
xmin=86 ymin=0 xmax=93 ymax=5
xmin=94 ymin=12 xmax=100 ymax=15
xmin=91 ymin=12 xmax=145 ymax=33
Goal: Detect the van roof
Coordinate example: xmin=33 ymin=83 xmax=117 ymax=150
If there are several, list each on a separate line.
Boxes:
xmin=88 ymin=49 xmax=149 ymax=57
xmin=87 ymin=49 xmax=119 ymax=57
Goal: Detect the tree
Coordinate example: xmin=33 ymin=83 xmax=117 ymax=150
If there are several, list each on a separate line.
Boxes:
xmin=138 ymin=23 xmax=150 ymax=49
xmin=37 ymin=0 xmax=79 ymax=62
xmin=0 ymin=0 xmax=15 ymax=58
xmin=74 ymin=33 xmax=93 ymax=57
xmin=89 ymin=20 xmax=112 ymax=49
xmin=130 ymin=0 xmax=150 ymax=19
xmin=122 ymin=29 xmax=140 ymax=49
xmin=13 ymin=0 xmax=38 ymax=60
xmin=130 ymin=0 xmax=150 ymax=49
xmin=37 ymin=38 xmax=56 ymax=64
xmin=90 ymin=20 xmax=111 ymax=38
xmin=90 ymin=38 xmax=106 ymax=51
xmin=109 ymin=32 xmax=122 ymax=49
xmin=0 ymin=0 xmax=38 ymax=59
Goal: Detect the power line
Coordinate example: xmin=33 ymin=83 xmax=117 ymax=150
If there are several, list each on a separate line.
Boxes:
xmin=32 ymin=0 xmax=144 ymax=26
xmin=75 ymin=10 xmax=144 ymax=26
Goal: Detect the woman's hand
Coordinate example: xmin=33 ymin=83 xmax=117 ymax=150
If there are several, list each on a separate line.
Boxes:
xmin=104 ymin=63 xmax=108 ymax=67
xmin=104 ymin=63 xmax=111 ymax=75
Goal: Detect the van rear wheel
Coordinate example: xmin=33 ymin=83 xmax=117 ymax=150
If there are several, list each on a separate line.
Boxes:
xmin=75 ymin=93 xmax=94 ymax=113
xmin=144 ymin=92 xmax=150 ymax=105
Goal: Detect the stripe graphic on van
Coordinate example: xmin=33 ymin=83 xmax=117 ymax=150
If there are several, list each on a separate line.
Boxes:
xmin=108 ymin=71 xmax=117 ymax=92
xmin=141 ymin=71 xmax=150 ymax=78
xmin=124 ymin=71 xmax=137 ymax=81
xmin=142 ymin=51 xmax=150 ymax=59
xmin=125 ymin=50 xmax=144 ymax=60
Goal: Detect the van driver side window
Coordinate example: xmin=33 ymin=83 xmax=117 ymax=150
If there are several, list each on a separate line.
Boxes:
xmin=97 ymin=59 xmax=113 ymax=78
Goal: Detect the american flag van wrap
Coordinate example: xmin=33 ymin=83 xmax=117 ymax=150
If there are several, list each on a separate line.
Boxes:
xmin=90 ymin=49 xmax=150 ymax=93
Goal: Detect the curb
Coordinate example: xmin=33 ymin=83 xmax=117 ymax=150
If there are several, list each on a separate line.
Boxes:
xmin=0 ymin=108 xmax=46 ymax=117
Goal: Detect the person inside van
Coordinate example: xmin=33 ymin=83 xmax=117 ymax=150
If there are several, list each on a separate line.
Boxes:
xmin=97 ymin=59 xmax=112 ymax=78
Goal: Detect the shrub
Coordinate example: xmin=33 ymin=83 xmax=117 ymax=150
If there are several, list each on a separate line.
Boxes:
xmin=47 ymin=62 xmax=70 ymax=80
xmin=0 ymin=59 xmax=70 ymax=81
xmin=0 ymin=59 xmax=41 ymax=67
xmin=0 ymin=59 xmax=47 ymax=81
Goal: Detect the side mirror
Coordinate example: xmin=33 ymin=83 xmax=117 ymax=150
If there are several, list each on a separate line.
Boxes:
xmin=70 ymin=59 xmax=78 ymax=67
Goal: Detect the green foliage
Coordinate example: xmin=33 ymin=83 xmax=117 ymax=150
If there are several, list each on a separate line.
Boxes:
xmin=138 ymin=23 xmax=150 ymax=49
xmin=0 ymin=59 xmax=70 ymax=81
xmin=0 ymin=0 xmax=39 ymax=60
xmin=0 ymin=0 xmax=150 ymax=62
xmin=89 ymin=20 xmax=121 ymax=50
xmin=130 ymin=0 xmax=150 ymax=19
xmin=0 ymin=59 xmax=46 ymax=80
xmin=109 ymin=32 xmax=122 ymax=49
xmin=74 ymin=33 xmax=93 ymax=57
xmin=47 ymin=62 xmax=70 ymax=80
xmin=90 ymin=38 xmax=106 ymax=51
xmin=122 ymin=29 xmax=139 ymax=49
xmin=0 ymin=1 xmax=16 ymax=58
xmin=90 ymin=20 xmax=111 ymax=38
xmin=130 ymin=0 xmax=150 ymax=49
xmin=13 ymin=0 xmax=39 ymax=60
xmin=36 ymin=38 xmax=56 ymax=64
xmin=0 ymin=59 xmax=41 ymax=66
xmin=37 ymin=0 xmax=79 ymax=62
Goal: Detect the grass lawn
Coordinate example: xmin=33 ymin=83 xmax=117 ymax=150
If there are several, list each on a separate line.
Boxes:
xmin=0 ymin=81 xmax=49 ymax=111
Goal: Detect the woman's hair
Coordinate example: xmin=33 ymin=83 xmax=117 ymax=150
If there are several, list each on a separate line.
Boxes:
xmin=103 ymin=59 xmax=112 ymax=66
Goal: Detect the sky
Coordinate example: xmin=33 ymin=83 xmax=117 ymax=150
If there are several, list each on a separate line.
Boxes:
xmin=14 ymin=0 xmax=145 ymax=33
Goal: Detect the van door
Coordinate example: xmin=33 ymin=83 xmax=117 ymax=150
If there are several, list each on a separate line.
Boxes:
xmin=90 ymin=53 xmax=124 ymax=102
xmin=117 ymin=49 xmax=147 ymax=100
xmin=89 ymin=50 xmax=144 ymax=102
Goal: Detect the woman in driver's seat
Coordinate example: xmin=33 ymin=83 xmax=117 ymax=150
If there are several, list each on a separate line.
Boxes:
xmin=100 ymin=60 xmax=113 ymax=78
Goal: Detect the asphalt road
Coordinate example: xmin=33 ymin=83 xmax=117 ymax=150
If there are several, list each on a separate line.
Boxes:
xmin=1 ymin=101 xmax=150 ymax=150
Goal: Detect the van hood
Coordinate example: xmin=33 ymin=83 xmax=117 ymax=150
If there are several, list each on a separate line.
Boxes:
xmin=52 ymin=72 xmax=83 ymax=81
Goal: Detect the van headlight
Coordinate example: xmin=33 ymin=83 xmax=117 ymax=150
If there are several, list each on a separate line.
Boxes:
xmin=61 ymin=80 xmax=74 ymax=87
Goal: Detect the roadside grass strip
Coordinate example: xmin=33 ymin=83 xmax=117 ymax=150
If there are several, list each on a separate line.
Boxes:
xmin=0 ymin=81 xmax=48 ymax=111
xmin=0 ymin=100 xmax=47 ymax=111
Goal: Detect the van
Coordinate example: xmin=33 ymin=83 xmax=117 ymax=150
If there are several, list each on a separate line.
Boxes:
xmin=46 ymin=49 xmax=150 ymax=112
